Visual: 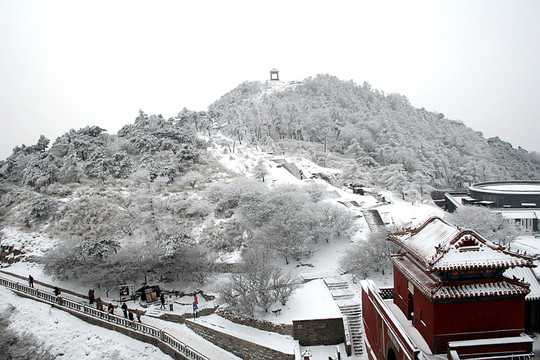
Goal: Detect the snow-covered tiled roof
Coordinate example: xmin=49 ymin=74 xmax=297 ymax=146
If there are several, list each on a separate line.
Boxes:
xmin=505 ymin=266 xmax=540 ymax=301
xmin=432 ymin=279 xmax=529 ymax=300
xmin=392 ymin=254 xmax=439 ymax=297
xmin=499 ymin=211 xmax=539 ymax=220
xmin=389 ymin=217 xmax=534 ymax=272
xmin=392 ymin=253 xmax=531 ymax=300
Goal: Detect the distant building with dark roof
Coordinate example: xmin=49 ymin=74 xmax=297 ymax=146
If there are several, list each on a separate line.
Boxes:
xmin=444 ymin=181 xmax=540 ymax=232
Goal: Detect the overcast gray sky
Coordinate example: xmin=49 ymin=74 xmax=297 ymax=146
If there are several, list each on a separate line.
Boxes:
xmin=1 ymin=0 xmax=539 ymax=160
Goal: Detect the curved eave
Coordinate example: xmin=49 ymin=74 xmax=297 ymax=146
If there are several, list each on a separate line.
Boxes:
xmin=432 ymin=260 xmax=533 ymax=272
xmin=432 ymin=280 xmax=530 ymax=301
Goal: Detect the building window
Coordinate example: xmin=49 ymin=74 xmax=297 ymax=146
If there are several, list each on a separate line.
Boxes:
xmin=407 ymin=281 xmax=414 ymax=294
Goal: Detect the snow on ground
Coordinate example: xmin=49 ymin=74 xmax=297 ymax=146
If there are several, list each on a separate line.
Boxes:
xmin=512 ymin=235 xmax=540 ymax=257
xmin=260 ymin=279 xmax=341 ymax=324
xmin=0 ymin=285 xmax=166 ymax=360
xmin=1 ymin=227 xmax=57 ymax=259
xmin=511 ymin=235 xmax=540 ymax=278
xmin=1 ymin=137 xmax=461 ymax=359
xmin=196 ymin=314 xmax=295 ymax=354
xmin=376 ymin=191 xmax=446 ymax=230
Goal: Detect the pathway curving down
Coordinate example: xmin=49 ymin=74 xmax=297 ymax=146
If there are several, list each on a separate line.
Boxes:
xmin=0 ymin=275 xmax=210 ymax=360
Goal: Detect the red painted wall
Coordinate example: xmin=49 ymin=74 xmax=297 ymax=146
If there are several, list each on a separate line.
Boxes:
xmin=392 ymin=268 xmax=408 ymax=315
xmin=432 ymin=297 xmax=525 ymax=352
xmin=393 ymin=266 xmax=435 ymax=350
xmin=362 ymin=284 xmax=417 ymax=360
xmin=393 ymin=265 xmax=526 ymax=354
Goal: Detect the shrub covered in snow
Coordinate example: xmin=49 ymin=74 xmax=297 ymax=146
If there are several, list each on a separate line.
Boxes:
xmin=340 ymin=230 xmax=399 ymax=280
xmin=219 ymin=248 xmax=298 ymax=316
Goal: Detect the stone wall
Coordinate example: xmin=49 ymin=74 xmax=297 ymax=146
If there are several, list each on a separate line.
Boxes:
xmin=293 ymin=317 xmax=345 ymax=346
xmin=217 ymin=309 xmax=293 ymax=336
xmin=186 ymin=319 xmax=295 ymax=360
xmin=0 ymin=245 xmax=23 ymax=264
xmin=159 ymin=306 xmax=218 ymax=323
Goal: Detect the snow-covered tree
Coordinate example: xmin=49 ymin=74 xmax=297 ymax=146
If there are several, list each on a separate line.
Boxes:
xmin=252 ymin=160 xmax=269 ymax=182
xmin=181 ymin=171 xmax=204 ymax=189
xmin=448 ymin=206 xmax=522 ymax=245
xmin=219 ymin=248 xmax=298 ymax=316
xmin=340 ymin=230 xmax=398 ymax=280
xmin=22 ymin=154 xmax=58 ymax=190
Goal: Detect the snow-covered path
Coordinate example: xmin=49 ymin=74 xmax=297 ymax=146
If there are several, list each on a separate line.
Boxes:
xmin=1 ymin=284 xmax=168 ymax=359
xmin=0 ymin=275 xmax=241 ymax=360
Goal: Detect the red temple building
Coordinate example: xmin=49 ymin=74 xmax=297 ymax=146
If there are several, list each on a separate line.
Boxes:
xmin=361 ymin=217 xmax=536 ymax=360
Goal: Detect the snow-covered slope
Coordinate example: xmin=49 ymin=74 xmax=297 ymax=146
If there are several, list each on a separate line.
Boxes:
xmin=1 ymin=136 xmax=447 ymax=359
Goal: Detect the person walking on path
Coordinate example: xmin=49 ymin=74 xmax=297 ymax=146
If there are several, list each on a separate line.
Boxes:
xmin=135 ymin=308 xmax=142 ymax=323
xmin=28 ymin=275 xmax=34 ymax=288
xmin=53 ymin=286 xmax=63 ymax=305
xmin=168 ymin=295 xmax=174 ymax=311
xmin=107 ymin=303 xmax=114 ymax=320
xmin=88 ymin=289 xmax=95 ymax=305
xmin=121 ymin=302 xmax=128 ymax=318
xmin=96 ymin=297 xmax=103 ymax=311
xmin=128 ymin=310 xmax=134 ymax=326
xmin=160 ymin=293 xmax=166 ymax=310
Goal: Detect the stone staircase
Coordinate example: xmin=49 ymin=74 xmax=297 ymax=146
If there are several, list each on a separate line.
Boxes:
xmin=325 ymin=279 xmax=354 ymax=300
xmin=339 ymin=303 xmax=363 ymax=355
xmin=324 ymin=277 xmax=363 ymax=356
xmin=362 ymin=209 xmax=385 ymax=232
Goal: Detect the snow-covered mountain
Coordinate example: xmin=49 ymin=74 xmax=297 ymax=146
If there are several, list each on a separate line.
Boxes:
xmin=210 ymin=75 xmax=540 ymax=189
xmin=1 ymin=74 xmax=538 ymax=358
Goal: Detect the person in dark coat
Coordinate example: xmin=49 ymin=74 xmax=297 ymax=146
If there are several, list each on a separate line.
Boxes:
xmin=108 ymin=303 xmax=114 ymax=315
xmin=128 ymin=311 xmax=134 ymax=326
xmin=160 ymin=293 xmax=166 ymax=310
xmin=121 ymin=302 xmax=128 ymax=318
xmin=88 ymin=289 xmax=95 ymax=305
xmin=28 ymin=275 xmax=34 ymax=288
xmin=54 ymin=286 xmax=61 ymax=296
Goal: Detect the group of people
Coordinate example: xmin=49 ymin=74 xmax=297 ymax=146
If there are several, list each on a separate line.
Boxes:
xmin=160 ymin=293 xmax=175 ymax=311
xmin=26 ymin=275 xmax=145 ymax=325
xmin=120 ymin=302 xmax=142 ymax=323
xmin=88 ymin=288 xmax=142 ymax=323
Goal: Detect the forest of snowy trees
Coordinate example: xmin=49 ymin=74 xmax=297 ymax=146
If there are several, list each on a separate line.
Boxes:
xmin=0 ymin=74 xmax=538 ymax=315
xmin=209 ymin=74 xmax=540 ymax=191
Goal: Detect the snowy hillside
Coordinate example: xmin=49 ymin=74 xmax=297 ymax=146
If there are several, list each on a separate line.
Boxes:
xmin=1 ymin=135 xmax=446 ymax=359
xmin=210 ymin=75 xmax=540 ymax=190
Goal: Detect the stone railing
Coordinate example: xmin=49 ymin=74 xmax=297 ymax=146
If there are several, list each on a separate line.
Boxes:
xmin=0 ymin=276 xmax=209 ymax=360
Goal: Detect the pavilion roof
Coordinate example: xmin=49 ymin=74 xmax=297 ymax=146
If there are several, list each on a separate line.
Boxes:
xmin=392 ymin=253 xmax=531 ymax=300
xmin=388 ymin=217 xmax=534 ymax=272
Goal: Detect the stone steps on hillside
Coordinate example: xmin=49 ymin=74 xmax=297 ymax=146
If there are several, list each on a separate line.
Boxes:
xmin=323 ymin=275 xmax=364 ymax=356
xmin=339 ymin=303 xmax=363 ymax=355
xmin=362 ymin=209 xmax=386 ymax=232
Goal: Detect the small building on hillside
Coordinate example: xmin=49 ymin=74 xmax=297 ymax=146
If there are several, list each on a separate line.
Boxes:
xmin=270 ymin=68 xmax=280 ymax=81
xmin=444 ymin=181 xmax=540 ymax=233
xmin=361 ymin=217 xmax=536 ymax=360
